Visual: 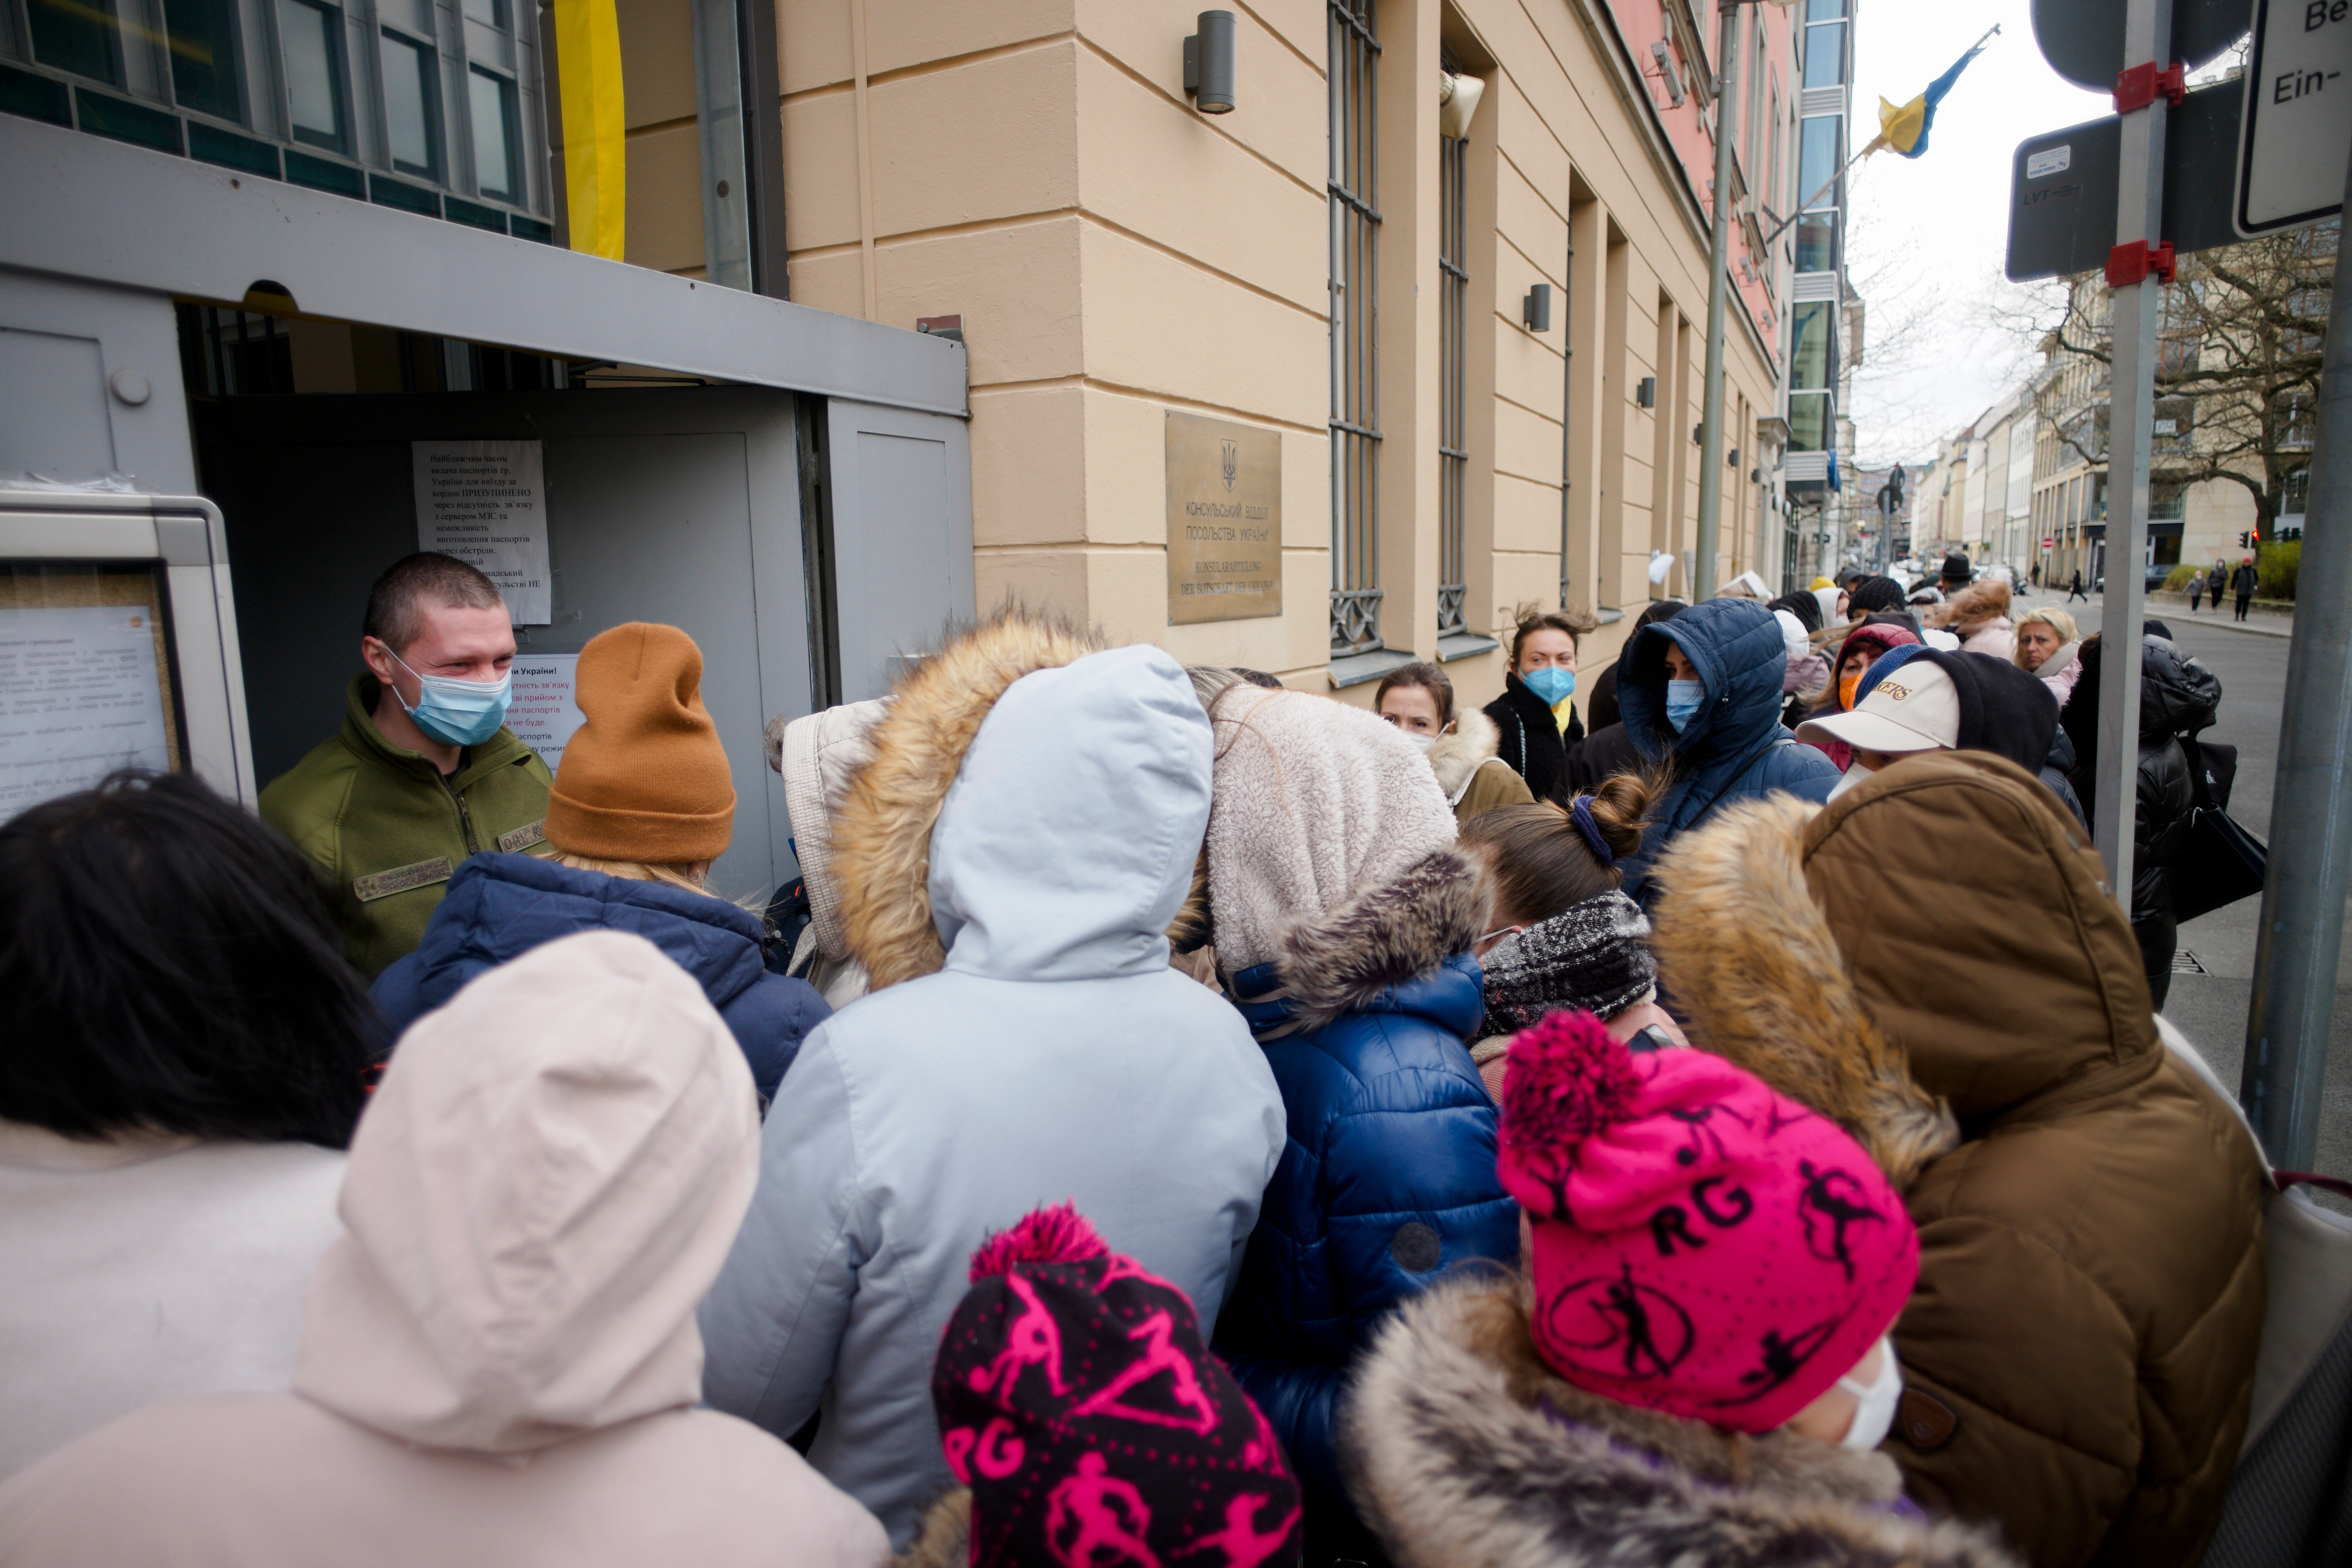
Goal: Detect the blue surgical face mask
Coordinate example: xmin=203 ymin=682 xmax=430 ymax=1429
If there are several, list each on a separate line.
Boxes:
xmin=388 ymin=649 xmax=513 ymax=748
xmin=1664 ymin=678 xmax=1705 ymax=733
xmin=1522 ymin=665 xmax=1577 ymax=705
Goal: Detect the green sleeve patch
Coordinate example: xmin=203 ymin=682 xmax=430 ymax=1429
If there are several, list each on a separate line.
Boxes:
xmin=354 ymin=856 xmax=455 ymax=903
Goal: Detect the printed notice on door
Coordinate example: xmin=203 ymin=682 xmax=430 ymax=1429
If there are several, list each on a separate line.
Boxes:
xmin=507 ymin=654 xmax=586 ymax=771
xmin=0 ymin=604 xmax=173 ymax=820
xmin=413 ymin=439 xmax=552 ymax=624
xmin=1166 ymin=411 xmax=1282 ymax=625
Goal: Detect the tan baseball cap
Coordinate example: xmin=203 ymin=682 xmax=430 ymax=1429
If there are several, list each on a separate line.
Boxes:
xmin=1796 ymin=658 xmax=1960 ymax=755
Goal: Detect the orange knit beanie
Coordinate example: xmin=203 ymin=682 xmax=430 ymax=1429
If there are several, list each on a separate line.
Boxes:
xmin=545 ymin=623 xmax=736 ymax=863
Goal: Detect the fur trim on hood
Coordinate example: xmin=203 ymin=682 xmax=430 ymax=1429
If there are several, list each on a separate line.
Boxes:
xmin=1647 ymin=794 xmax=1960 ymax=1187
xmin=1253 ymin=848 xmax=1489 ymax=1035
xmin=1425 ymin=707 xmax=1503 ymax=803
xmin=831 ymin=607 xmax=1106 ymax=991
xmin=894 ymin=1489 xmax=970 ymax=1568
xmin=1342 ymin=1277 xmax=2019 ymax=1568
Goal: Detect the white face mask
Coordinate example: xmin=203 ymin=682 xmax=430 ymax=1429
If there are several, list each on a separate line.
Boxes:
xmin=1402 ymin=731 xmax=1438 ymax=753
xmin=1826 ymin=760 xmax=1874 ymax=801
xmin=1836 ymin=1336 xmax=1904 ymax=1451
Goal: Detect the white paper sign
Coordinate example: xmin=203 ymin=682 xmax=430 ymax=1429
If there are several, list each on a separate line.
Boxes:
xmin=0 ymin=605 xmax=173 ymax=819
xmin=507 ymin=654 xmax=586 ymax=773
xmin=412 ymin=439 xmax=552 ymax=624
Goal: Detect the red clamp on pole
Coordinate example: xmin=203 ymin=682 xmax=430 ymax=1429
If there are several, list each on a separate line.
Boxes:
xmin=2114 ymin=61 xmax=2187 ymax=112
xmin=2106 ymin=240 xmax=2177 ymax=288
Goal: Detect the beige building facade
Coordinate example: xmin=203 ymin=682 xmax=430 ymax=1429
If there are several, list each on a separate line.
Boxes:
xmin=602 ymin=0 xmax=1797 ymax=706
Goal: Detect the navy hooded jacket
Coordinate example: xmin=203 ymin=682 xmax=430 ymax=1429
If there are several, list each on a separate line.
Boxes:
xmin=371 ymin=853 xmax=829 ymax=1099
xmin=1214 ymin=948 xmax=1518 ymax=1536
xmin=1616 ymin=597 xmax=1840 ymax=902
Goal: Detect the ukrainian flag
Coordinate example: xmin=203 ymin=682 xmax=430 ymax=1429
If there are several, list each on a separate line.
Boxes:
xmin=1866 ymin=28 xmax=1997 ymax=160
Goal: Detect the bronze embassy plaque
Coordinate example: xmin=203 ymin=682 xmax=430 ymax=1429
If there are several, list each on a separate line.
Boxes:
xmin=1166 ymin=411 xmax=1281 ymax=624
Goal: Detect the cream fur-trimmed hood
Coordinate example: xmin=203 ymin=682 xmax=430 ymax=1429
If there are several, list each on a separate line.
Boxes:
xmin=1425 ymin=707 xmax=1503 ymax=802
xmin=831 ymin=607 xmax=1108 ymax=991
xmin=766 ymin=698 xmax=887 ymax=967
xmin=1647 ymin=794 xmax=1960 ymax=1187
xmin=1341 ymin=1277 xmax=2018 ymax=1568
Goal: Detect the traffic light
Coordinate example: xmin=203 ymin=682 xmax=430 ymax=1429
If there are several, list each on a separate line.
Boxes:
xmin=2239 ymin=531 xmax=2251 ymax=547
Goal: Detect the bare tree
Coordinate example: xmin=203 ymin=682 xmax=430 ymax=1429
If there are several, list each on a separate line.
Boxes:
xmin=2026 ymin=223 xmax=2332 ymax=536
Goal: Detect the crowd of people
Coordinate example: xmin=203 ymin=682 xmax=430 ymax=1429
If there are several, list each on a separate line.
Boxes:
xmin=0 ymin=549 xmax=2274 ymax=1568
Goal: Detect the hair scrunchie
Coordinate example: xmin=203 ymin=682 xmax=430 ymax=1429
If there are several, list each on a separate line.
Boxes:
xmin=1569 ymin=795 xmax=1614 ymax=865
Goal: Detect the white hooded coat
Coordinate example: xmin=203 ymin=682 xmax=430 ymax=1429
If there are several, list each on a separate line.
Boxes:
xmin=699 ymin=624 xmax=1286 ymax=1547
xmin=0 ymin=931 xmax=886 ymax=1568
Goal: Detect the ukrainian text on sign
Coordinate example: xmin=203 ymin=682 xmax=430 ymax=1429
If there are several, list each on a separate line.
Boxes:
xmin=1165 ymin=412 xmax=1282 ymax=625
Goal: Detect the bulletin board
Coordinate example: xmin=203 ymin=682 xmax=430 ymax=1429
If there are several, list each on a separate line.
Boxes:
xmin=0 ymin=562 xmax=182 ymax=819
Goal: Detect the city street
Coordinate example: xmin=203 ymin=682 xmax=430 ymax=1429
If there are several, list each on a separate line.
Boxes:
xmin=2052 ymin=594 xmax=2352 ymax=1184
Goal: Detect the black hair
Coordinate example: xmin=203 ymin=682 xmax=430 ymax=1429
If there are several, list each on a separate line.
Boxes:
xmin=363 ymin=552 xmax=505 ymax=654
xmin=0 ymin=771 xmax=378 ymax=1148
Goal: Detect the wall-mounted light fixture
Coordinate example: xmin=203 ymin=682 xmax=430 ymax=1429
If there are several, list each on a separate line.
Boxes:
xmin=1637 ymin=376 xmax=1657 ymax=409
xmin=1522 ymin=283 xmax=1552 ymax=332
xmin=1184 ymin=11 xmax=1237 ymax=114
xmin=1438 ymin=70 xmax=1485 ymax=137
xmin=1648 ymin=41 xmax=1686 ymax=107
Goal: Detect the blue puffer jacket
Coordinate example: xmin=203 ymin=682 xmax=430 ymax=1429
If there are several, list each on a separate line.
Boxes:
xmin=1616 ymin=596 xmax=1840 ymax=903
xmin=371 ymin=853 xmax=828 ymax=1099
xmin=1210 ymin=852 xmax=1520 ymax=1542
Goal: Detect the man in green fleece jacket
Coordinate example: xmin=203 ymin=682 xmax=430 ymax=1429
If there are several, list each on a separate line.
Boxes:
xmin=260 ymin=554 xmax=552 ymax=979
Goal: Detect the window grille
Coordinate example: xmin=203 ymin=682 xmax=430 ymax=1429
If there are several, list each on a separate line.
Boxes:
xmin=1437 ymin=127 xmax=1468 ymax=637
xmin=1329 ymin=0 xmax=1383 ymax=656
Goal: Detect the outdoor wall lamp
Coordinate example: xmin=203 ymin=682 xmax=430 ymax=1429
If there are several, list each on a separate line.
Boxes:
xmin=1522 ymin=283 xmax=1552 ymax=332
xmin=1439 ymin=70 xmax=1485 ymax=137
xmin=1637 ymin=376 xmax=1657 ymax=409
xmin=1185 ymin=12 xmax=1237 ymax=114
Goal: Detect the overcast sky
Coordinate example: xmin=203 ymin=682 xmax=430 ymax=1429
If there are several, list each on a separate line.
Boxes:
xmin=1841 ymin=0 xmax=2117 ymax=467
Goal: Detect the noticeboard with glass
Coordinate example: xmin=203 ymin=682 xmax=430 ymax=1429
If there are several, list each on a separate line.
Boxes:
xmin=0 ymin=559 xmax=185 ymax=820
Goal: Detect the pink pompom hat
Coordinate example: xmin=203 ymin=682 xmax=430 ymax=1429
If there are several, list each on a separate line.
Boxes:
xmin=1496 ymin=1012 xmax=1919 ymax=1433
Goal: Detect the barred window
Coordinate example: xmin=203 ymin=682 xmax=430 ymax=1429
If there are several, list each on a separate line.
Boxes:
xmin=1437 ymin=124 xmax=1467 ymax=637
xmin=1329 ymin=0 xmax=1382 ymax=657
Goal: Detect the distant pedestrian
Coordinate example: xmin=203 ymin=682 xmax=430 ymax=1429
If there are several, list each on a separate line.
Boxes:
xmin=2231 ymin=555 xmax=2258 ymax=620
xmin=2186 ymin=569 xmax=2206 ymax=612
xmin=2066 ymin=569 xmax=2088 ymax=603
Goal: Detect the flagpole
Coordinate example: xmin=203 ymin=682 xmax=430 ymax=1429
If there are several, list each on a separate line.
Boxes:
xmin=1694 ymin=0 xmax=1747 ymax=601
xmin=1758 ymin=24 xmax=2000 ymax=247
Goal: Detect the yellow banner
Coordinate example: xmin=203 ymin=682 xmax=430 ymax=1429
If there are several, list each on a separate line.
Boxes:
xmin=554 ymin=0 xmax=625 ymax=260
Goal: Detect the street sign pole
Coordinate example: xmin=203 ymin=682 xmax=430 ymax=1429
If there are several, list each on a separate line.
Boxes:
xmin=2241 ymin=136 xmax=2352 ymax=1169
xmin=2090 ymin=0 xmax=2171 ymax=901
xmin=1693 ymin=0 xmax=1746 ymax=602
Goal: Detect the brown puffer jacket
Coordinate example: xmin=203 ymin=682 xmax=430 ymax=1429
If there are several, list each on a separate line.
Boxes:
xmin=1648 ymin=750 xmax=2266 ymax=1568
